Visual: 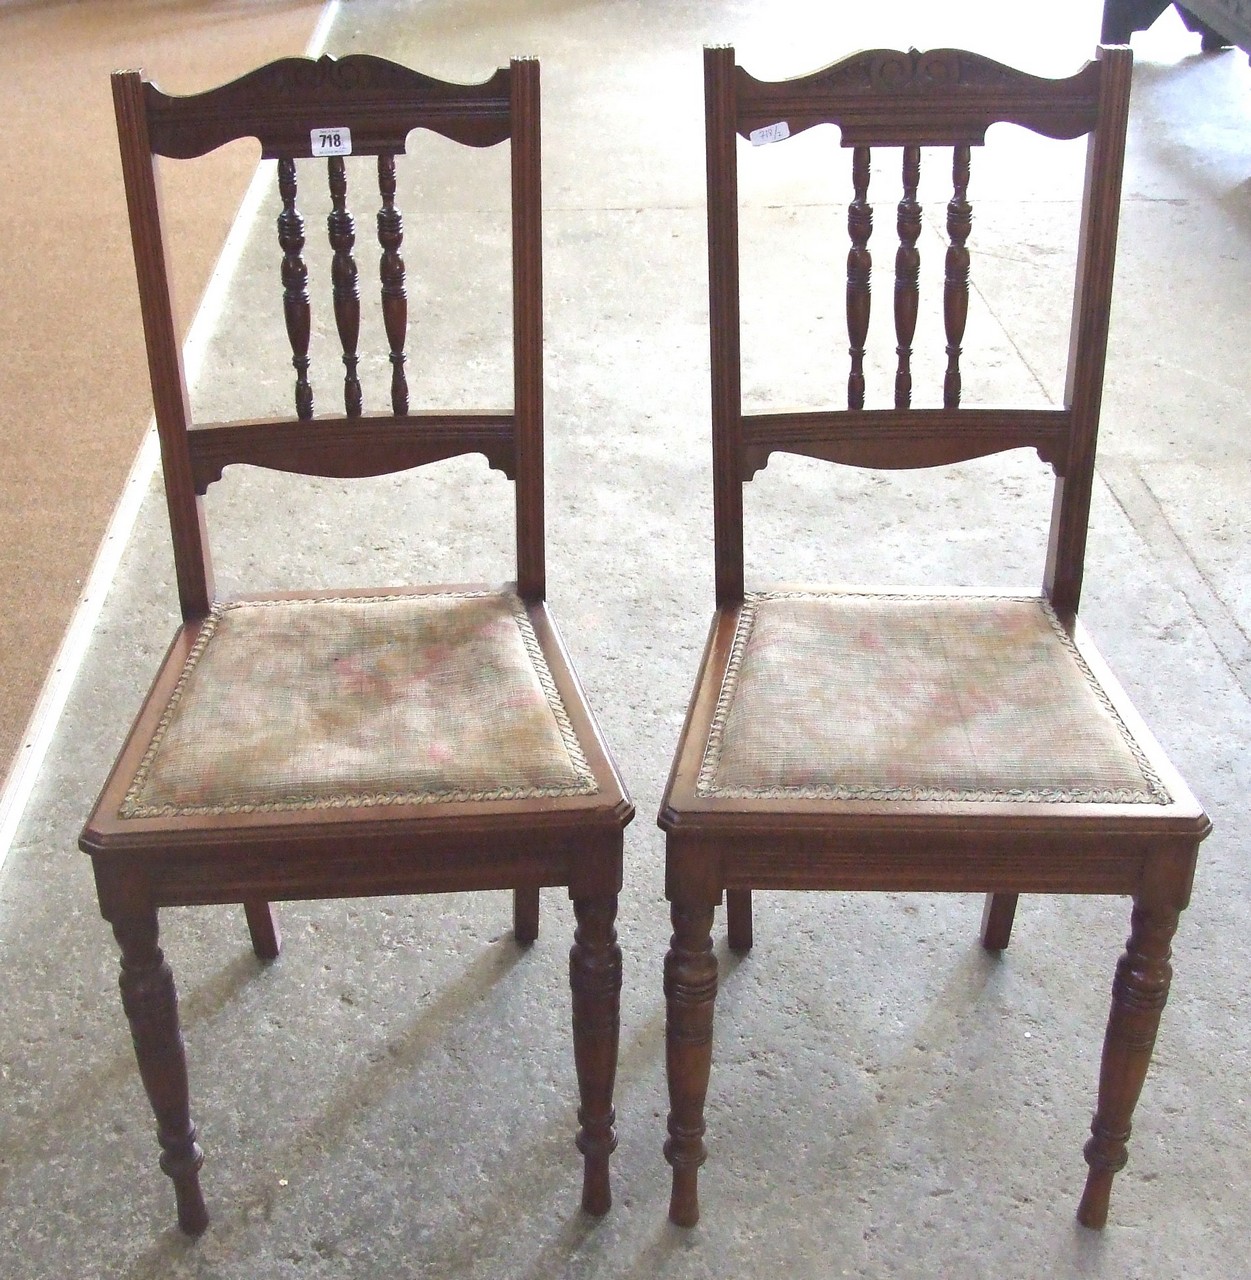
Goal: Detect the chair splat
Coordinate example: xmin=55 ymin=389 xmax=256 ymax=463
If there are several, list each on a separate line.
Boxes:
xmin=280 ymin=150 xmax=410 ymax=421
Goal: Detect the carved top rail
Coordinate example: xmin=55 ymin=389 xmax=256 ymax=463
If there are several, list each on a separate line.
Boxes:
xmin=142 ymin=54 xmax=514 ymax=158
xmin=733 ymin=48 xmax=1103 ymax=146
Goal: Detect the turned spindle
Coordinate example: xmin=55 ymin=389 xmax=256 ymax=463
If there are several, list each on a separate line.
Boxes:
xmin=943 ymin=145 xmax=972 ymax=408
xmin=277 ymin=158 xmax=313 ymax=419
xmin=893 ymin=145 xmax=922 ymax=408
xmin=377 ymin=154 xmax=409 ymax=415
xmin=846 ymin=145 xmax=873 ymax=410
xmin=327 ymin=156 xmax=362 ymax=417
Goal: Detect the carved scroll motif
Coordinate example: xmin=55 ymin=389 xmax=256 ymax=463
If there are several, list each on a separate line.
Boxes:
xmin=846 ymin=146 xmax=873 ymax=410
xmin=943 ymin=145 xmax=972 ymax=408
xmin=812 ymin=47 xmax=1018 ymax=98
xmin=277 ymin=158 xmax=313 ymax=419
xmin=376 ymin=154 xmax=409 ymax=415
xmin=894 ymin=145 xmax=922 ymax=408
xmin=327 ymin=157 xmax=362 ymax=417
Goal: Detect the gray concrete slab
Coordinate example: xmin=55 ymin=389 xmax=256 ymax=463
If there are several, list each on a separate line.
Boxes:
xmin=2 ymin=1 xmax=1249 ymax=1276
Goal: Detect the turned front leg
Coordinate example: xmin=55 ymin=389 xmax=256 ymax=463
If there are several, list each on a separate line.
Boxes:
xmin=570 ymin=894 xmax=621 ymax=1214
xmin=664 ymin=900 xmax=718 ymax=1227
xmin=114 ymin=910 xmax=208 ymax=1235
xmin=1078 ymin=898 xmax=1180 ymax=1228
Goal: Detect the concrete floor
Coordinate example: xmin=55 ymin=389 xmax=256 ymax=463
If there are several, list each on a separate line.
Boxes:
xmin=2 ymin=1 xmax=1249 ymax=1276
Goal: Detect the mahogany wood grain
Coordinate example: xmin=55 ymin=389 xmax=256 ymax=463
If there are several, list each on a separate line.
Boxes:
xmin=376 ymin=154 xmax=409 ymax=415
xmin=91 ymin=54 xmax=632 ymax=1234
xmin=893 ymin=145 xmax=922 ymax=408
xmin=739 ymin=407 xmax=1071 ymax=478
xmin=144 ymin=55 xmax=513 ymax=158
xmin=845 ymin=145 xmax=872 ymax=409
xmin=327 ymin=156 xmax=363 ymax=417
xmin=243 ymin=898 xmax=282 ymax=961
xmin=1044 ymin=46 xmax=1133 ymax=619
xmin=733 ymin=50 xmax=1104 ymax=145
xmin=187 ymin=412 xmax=517 ymax=492
xmin=111 ymin=71 xmax=214 ymax=621
xmin=570 ymin=894 xmax=622 ymax=1215
xmin=114 ymin=911 xmax=207 ymax=1235
xmin=943 ymin=145 xmax=973 ymax=408
xmin=663 ymin=901 xmax=717 ymax=1228
xmin=277 ymin=158 xmax=314 ymax=419
xmin=660 ymin=42 xmax=1209 ymax=1232
xmin=513 ymin=886 xmax=540 ymax=945
xmin=1079 ymin=892 xmax=1182 ymax=1227
xmin=979 ymin=890 xmax=1019 ymax=951
xmin=511 ymin=57 xmax=545 ymax=602
xmin=725 ymin=888 xmax=753 ymax=952
xmin=705 ymin=46 xmax=746 ymax=606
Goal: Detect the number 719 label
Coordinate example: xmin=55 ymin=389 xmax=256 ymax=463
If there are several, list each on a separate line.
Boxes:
xmin=311 ymin=127 xmax=352 ymax=157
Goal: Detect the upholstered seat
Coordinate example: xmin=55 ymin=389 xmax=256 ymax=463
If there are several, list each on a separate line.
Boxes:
xmin=701 ymin=593 xmax=1164 ymax=803
xmin=122 ymin=591 xmax=599 ymax=817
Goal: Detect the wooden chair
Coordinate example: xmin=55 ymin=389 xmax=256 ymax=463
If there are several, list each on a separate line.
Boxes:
xmin=82 ymin=53 xmax=632 ymax=1234
xmin=660 ymin=43 xmax=1210 ymax=1229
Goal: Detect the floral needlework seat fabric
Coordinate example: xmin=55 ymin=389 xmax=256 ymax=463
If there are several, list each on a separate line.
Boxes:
xmin=699 ymin=592 xmax=1170 ymax=804
xmin=121 ymin=590 xmax=599 ymax=817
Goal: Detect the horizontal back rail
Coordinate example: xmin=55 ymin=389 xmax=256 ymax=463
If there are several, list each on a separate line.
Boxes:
xmin=144 ymin=54 xmax=512 ymax=157
xmin=740 ymin=408 xmax=1071 ymax=478
xmin=734 ymin=48 xmax=1103 ymax=146
xmin=187 ymin=412 xmax=517 ymax=492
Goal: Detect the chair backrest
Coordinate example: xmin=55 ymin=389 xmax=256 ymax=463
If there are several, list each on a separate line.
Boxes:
xmin=113 ymin=53 xmax=546 ymax=621
xmin=703 ymin=44 xmax=1133 ymax=617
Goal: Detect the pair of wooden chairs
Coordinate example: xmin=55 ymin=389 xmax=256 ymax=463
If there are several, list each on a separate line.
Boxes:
xmin=83 ymin=44 xmax=1208 ymax=1237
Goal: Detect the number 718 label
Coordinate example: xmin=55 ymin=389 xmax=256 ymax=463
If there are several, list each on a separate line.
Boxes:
xmin=311 ymin=127 xmax=352 ymax=157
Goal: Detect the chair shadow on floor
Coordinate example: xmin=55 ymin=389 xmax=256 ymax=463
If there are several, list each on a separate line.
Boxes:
xmin=119 ymin=931 xmax=529 ymax=1276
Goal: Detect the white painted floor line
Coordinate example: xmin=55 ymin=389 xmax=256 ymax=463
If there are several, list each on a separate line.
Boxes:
xmin=0 ymin=0 xmax=342 ymax=872
xmin=307 ymin=0 xmax=341 ymax=60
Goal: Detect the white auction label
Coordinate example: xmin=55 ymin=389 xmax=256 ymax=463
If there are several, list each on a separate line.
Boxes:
xmin=749 ymin=121 xmax=790 ymax=147
xmin=311 ymin=127 xmax=353 ymax=157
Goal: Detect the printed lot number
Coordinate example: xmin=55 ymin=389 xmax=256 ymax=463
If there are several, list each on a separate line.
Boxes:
xmin=311 ymin=127 xmax=353 ymax=157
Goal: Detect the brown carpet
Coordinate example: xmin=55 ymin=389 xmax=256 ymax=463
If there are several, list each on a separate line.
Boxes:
xmin=0 ymin=0 xmax=325 ymax=782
